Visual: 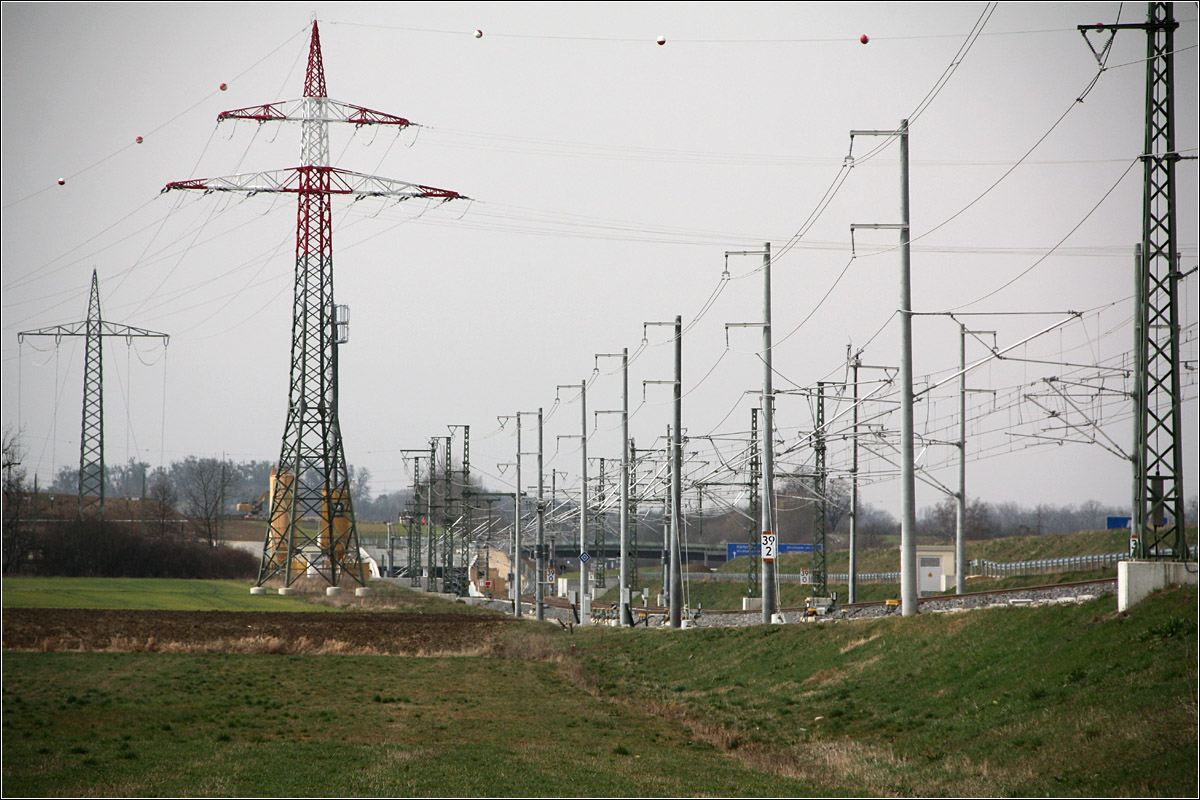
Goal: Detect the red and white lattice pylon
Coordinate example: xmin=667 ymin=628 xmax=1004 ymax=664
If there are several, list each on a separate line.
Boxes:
xmin=165 ymin=22 xmax=465 ymax=590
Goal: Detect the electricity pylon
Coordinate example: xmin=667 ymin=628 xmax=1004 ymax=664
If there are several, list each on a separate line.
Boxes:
xmin=165 ymin=21 xmax=464 ymax=589
xmin=18 ymin=270 xmax=169 ymax=519
xmin=1080 ymin=3 xmax=1189 ymax=561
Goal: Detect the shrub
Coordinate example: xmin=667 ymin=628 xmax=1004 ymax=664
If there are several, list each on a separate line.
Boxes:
xmin=28 ymin=519 xmax=257 ymax=579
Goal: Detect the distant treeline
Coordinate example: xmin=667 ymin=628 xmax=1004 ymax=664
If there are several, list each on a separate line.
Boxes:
xmin=35 ymin=453 xmax=1199 ymax=546
xmin=46 ymin=457 xmax=412 ymax=524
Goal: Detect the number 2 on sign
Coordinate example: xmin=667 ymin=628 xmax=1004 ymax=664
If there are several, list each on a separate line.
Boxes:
xmin=761 ymin=531 xmax=776 ymax=562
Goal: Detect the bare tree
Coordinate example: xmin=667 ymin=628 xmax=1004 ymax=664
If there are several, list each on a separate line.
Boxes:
xmin=925 ymin=495 xmax=994 ymax=542
xmin=349 ymin=464 xmax=372 ymax=505
xmin=856 ymin=503 xmax=896 ymax=550
xmin=824 ymin=477 xmax=853 ymax=533
xmin=147 ymin=468 xmax=179 ymax=537
xmin=179 ymin=457 xmax=233 ymax=546
xmin=775 ymin=476 xmax=816 ymax=544
xmin=2 ymin=428 xmax=34 ymax=574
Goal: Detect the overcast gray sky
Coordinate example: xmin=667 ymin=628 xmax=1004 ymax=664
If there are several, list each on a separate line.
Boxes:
xmin=3 ymin=2 xmax=1197 ymax=520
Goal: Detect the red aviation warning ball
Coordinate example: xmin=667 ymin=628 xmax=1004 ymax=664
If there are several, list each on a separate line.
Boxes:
xmin=656 ymin=35 xmax=666 ymax=45
xmin=57 ymin=178 xmax=65 ymax=185
xmin=474 ymin=29 xmax=483 ymax=38
xmin=219 ymin=82 xmax=227 ymax=91
xmin=860 ymin=34 xmax=869 ymax=44
xmin=136 ymin=136 xmax=143 ymax=144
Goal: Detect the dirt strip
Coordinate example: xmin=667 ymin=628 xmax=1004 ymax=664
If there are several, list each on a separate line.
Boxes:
xmin=1 ymin=609 xmax=516 ymax=655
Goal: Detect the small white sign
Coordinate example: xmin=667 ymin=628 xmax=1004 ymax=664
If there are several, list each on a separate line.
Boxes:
xmin=761 ymin=531 xmax=776 ymax=562
xmin=800 ymin=568 xmax=811 ymax=585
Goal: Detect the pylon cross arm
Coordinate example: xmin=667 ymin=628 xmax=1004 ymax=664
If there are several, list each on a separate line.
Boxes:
xmin=164 ymin=167 xmax=465 ymax=200
xmin=18 ymin=322 xmax=86 ymax=340
xmin=19 ymin=321 xmax=168 ymax=342
xmin=99 ymin=322 xmax=169 ymax=340
xmin=219 ymin=98 xmax=415 ymax=128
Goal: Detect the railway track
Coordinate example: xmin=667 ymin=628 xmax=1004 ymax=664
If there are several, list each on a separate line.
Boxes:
xmin=510 ymin=577 xmax=1118 ymax=627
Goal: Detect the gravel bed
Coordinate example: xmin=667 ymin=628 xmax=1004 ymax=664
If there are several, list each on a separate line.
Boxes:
xmin=470 ymin=579 xmax=1118 ymax=629
xmin=685 ymin=580 xmax=1117 ymax=627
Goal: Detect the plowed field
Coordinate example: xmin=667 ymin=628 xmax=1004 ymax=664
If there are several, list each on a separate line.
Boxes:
xmin=1 ymin=608 xmax=515 ymax=655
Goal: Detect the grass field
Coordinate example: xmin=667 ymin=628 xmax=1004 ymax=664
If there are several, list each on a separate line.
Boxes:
xmin=2 ymin=650 xmax=829 ymax=797
xmin=223 ymin=519 xmax=393 ymax=542
xmin=2 ymin=575 xmax=1196 ymax=797
xmin=0 ymin=578 xmax=321 ymax=611
xmin=0 ymin=577 xmax=496 ymax=616
xmin=570 ymin=584 xmax=1197 ymax=797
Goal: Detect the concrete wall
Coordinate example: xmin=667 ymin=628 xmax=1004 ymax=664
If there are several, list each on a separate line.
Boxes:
xmin=1118 ymin=560 xmax=1199 ymax=612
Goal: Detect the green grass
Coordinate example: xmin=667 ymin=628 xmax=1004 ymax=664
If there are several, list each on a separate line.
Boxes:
xmin=571 ymin=585 xmax=1198 ymax=797
xmin=0 ymin=578 xmax=323 ymax=612
xmin=1 ymin=651 xmax=822 ymax=797
xmin=3 ymin=576 xmax=1195 ymax=796
xmin=0 ymin=577 xmax=503 ymax=616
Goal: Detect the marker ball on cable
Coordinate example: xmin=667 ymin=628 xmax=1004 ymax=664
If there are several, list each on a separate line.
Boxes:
xmin=860 ymin=34 xmax=869 ymax=44
xmin=474 ymin=29 xmax=483 ymax=38
xmin=219 ymin=82 xmax=228 ymax=91
xmin=656 ymin=35 xmax=666 ymax=45
xmin=58 ymin=178 xmax=65 ymax=185
xmin=136 ymin=136 xmax=144 ymax=144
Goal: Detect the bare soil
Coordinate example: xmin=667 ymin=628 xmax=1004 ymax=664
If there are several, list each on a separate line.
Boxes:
xmin=1 ymin=609 xmax=516 ymax=656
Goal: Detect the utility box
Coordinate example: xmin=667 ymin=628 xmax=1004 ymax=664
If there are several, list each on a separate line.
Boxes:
xmin=915 ymin=545 xmax=957 ymax=596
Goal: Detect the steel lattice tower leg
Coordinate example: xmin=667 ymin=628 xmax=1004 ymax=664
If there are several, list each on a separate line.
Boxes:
xmin=1132 ymin=2 xmax=1187 ymax=560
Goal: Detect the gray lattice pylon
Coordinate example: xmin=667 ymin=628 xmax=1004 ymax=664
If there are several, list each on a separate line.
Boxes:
xmin=813 ymin=382 xmax=828 ymax=598
xmin=1134 ymin=3 xmax=1187 ymax=560
xmin=629 ymin=438 xmax=640 ymax=596
xmin=747 ymin=407 xmax=760 ymax=597
xmin=1080 ymin=4 xmax=1188 ymax=560
xmin=461 ymin=426 xmax=472 ymax=589
xmin=18 ymin=270 xmax=169 ymax=518
xmin=593 ymin=458 xmax=607 ymax=589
